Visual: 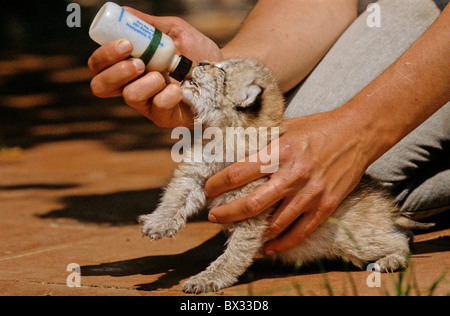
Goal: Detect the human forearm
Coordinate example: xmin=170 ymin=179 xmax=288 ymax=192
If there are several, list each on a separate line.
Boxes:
xmin=339 ymin=5 xmax=450 ymax=169
xmin=221 ymin=0 xmax=358 ymax=92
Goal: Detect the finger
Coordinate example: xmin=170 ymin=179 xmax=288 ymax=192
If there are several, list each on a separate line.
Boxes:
xmin=263 ymin=195 xmax=300 ymax=237
xmin=205 ymin=160 xmax=266 ymax=198
xmin=208 ymin=178 xmax=285 ymax=223
xmin=123 ymin=71 xmax=167 ymax=116
xmin=150 ymin=84 xmax=184 ymax=127
xmin=88 ymin=39 xmax=133 ymax=74
xmin=264 ymin=210 xmax=322 ymax=254
xmin=264 ymin=186 xmax=322 ymax=237
xmin=91 ymin=58 xmax=145 ymax=98
xmin=178 ymin=101 xmax=196 ymax=128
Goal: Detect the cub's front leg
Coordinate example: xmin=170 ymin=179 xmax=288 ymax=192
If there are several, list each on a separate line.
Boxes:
xmin=139 ymin=162 xmax=215 ymax=240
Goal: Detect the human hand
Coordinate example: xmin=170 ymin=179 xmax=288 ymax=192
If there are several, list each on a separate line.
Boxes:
xmin=88 ymin=7 xmax=223 ymax=128
xmin=205 ymin=111 xmax=369 ymax=254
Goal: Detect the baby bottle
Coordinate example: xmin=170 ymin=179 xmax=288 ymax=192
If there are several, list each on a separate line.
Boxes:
xmin=89 ymin=2 xmax=194 ymax=81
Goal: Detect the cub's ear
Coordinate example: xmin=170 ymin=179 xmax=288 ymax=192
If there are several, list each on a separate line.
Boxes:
xmin=238 ymin=84 xmax=263 ymax=109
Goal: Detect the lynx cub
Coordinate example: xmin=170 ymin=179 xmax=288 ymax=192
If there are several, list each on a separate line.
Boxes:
xmin=139 ymin=59 xmax=432 ymax=293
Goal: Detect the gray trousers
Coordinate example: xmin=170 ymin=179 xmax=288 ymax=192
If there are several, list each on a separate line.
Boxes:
xmin=284 ymin=0 xmax=449 ymax=219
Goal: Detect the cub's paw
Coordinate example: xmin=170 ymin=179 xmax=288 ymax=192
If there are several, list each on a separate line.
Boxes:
xmin=182 ymin=275 xmax=224 ymax=294
xmin=375 ymin=254 xmax=407 ymax=273
xmin=139 ymin=214 xmax=181 ymax=241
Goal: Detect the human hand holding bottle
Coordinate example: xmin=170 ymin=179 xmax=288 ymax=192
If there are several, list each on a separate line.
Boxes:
xmin=88 ymin=6 xmax=223 ymax=128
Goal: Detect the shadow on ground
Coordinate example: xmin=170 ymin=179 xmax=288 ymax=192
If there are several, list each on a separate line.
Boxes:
xmin=81 ymin=233 xmax=228 ymax=291
xmin=79 ymin=232 xmax=333 ymax=293
xmin=37 ymin=188 xmax=210 ymax=225
xmin=80 ymin=214 xmax=449 ymax=293
xmin=38 ymin=188 xmax=163 ymax=225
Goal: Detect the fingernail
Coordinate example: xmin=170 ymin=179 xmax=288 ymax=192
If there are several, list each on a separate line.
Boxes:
xmin=265 ymin=249 xmax=275 ymax=256
xmin=133 ymin=59 xmax=145 ymax=72
xmin=208 ymin=213 xmax=217 ymax=223
xmin=117 ymin=40 xmax=132 ymax=55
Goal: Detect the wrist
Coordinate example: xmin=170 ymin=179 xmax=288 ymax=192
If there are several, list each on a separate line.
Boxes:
xmin=220 ymin=44 xmax=257 ymax=61
xmin=335 ymin=97 xmax=399 ymax=170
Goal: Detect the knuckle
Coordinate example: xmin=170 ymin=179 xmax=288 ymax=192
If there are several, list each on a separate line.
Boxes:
xmin=280 ymin=141 xmax=294 ymax=155
xmin=165 ymin=17 xmax=192 ymax=41
xmin=269 ymin=220 xmax=285 ymax=236
xmin=318 ymin=196 xmax=339 ymax=216
xmin=292 ymin=232 xmax=307 ymax=245
xmin=225 ymin=167 xmax=244 ymax=187
xmin=243 ymin=195 xmax=264 ymax=217
xmin=309 ymin=179 xmax=327 ymax=195
xmin=117 ymin=61 xmax=134 ymax=79
xmin=147 ymin=72 xmax=166 ymax=92
xmin=102 ymin=45 xmax=121 ymax=64
xmin=122 ymin=85 xmax=142 ymax=106
xmin=149 ymin=70 xmax=165 ymax=82
xmin=269 ymin=180 xmax=283 ymax=196
xmin=171 ymin=16 xmax=185 ymax=25
xmin=87 ymin=56 xmax=97 ymax=73
xmin=88 ymin=47 xmax=114 ymax=74
xmin=288 ymin=163 xmax=311 ymax=184
xmin=90 ymin=78 xmax=107 ymax=98
xmin=168 ymin=16 xmax=188 ymax=29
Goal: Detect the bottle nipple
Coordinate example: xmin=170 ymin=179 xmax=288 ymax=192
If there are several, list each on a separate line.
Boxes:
xmin=169 ymin=55 xmax=194 ymax=81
